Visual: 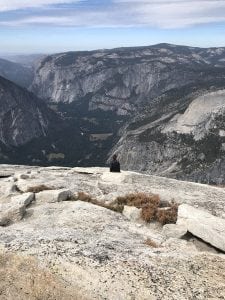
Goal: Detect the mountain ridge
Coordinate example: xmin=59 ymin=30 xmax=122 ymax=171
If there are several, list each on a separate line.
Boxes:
xmin=2 ymin=43 xmax=225 ymax=183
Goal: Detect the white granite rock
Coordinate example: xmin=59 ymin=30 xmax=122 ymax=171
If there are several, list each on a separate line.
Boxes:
xmin=35 ymin=189 xmax=72 ymax=203
xmin=11 ymin=192 xmax=34 ymax=207
xmin=177 ymin=204 xmax=225 ymax=252
xmin=0 ymin=192 xmax=34 ymax=226
xmin=0 ymin=204 xmax=25 ymax=226
xmin=0 ymin=182 xmax=18 ymax=200
xmin=123 ymin=205 xmax=142 ymax=222
xmin=162 ymin=224 xmax=187 ymax=239
xmin=0 ymin=165 xmax=225 ymax=299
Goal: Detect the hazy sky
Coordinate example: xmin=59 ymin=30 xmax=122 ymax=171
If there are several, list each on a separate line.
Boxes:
xmin=1 ymin=0 xmax=225 ymax=53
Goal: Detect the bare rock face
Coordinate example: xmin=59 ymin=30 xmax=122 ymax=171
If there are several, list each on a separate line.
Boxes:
xmin=177 ymin=204 xmax=225 ymax=252
xmin=31 ymin=44 xmax=225 ymax=114
xmin=0 ymin=192 xmax=34 ymax=225
xmin=115 ymin=88 xmax=225 ymax=184
xmin=162 ymin=224 xmax=187 ymax=239
xmin=0 ymin=76 xmax=56 ymax=147
xmin=0 ymin=251 xmax=82 ymax=300
xmin=29 ymin=44 xmax=225 ymax=183
xmin=0 ymin=165 xmax=225 ymax=299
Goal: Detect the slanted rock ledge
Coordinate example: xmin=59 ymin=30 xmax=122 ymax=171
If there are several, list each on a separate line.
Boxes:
xmin=177 ymin=204 xmax=225 ymax=252
xmin=0 ymin=164 xmax=225 ymax=300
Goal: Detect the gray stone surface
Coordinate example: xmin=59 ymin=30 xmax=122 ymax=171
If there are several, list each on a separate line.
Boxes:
xmin=0 ymin=165 xmax=225 ymax=299
xmin=177 ymin=204 xmax=225 ymax=252
xmin=162 ymin=224 xmax=187 ymax=239
xmin=0 ymin=76 xmax=54 ymax=147
xmin=0 ymin=192 xmax=34 ymax=226
xmin=122 ymin=205 xmax=142 ymax=222
xmin=35 ymin=189 xmax=72 ymax=203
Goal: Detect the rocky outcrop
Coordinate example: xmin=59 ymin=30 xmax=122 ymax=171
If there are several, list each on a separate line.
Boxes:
xmin=0 ymin=165 xmax=225 ymax=299
xmin=35 ymin=189 xmax=72 ymax=203
xmin=114 ymin=87 xmax=225 ymax=184
xmin=177 ymin=204 xmax=225 ymax=252
xmin=162 ymin=224 xmax=187 ymax=239
xmin=0 ymin=192 xmax=34 ymax=225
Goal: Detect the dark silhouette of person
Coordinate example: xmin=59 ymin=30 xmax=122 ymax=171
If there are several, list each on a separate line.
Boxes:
xmin=110 ymin=154 xmax=120 ymax=172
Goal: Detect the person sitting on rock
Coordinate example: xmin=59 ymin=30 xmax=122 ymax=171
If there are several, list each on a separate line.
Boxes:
xmin=110 ymin=154 xmax=120 ymax=172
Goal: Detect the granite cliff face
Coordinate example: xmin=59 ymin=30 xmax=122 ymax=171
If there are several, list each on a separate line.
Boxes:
xmin=30 ymin=43 xmax=225 ymax=183
xmin=31 ymin=44 xmax=225 ymax=114
xmin=0 ymin=76 xmax=55 ymax=148
xmin=114 ymin=87 xmax=225 ymax=184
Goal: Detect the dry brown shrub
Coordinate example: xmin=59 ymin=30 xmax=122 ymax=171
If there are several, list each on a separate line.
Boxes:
xmin=114 ymin=193 xmax=160 ymax=222
xmin=76 ymin=192 xmax=178 ymax=223
xmin=114 ymin=193 xmax=178 ymax=224
xmin=144 ymin=239 xmax=159 ymax=248
xmin=156 ymin=203 xmax=178 ymax=225
xmin=26 ymin=185 xmax=53 ymax=193
xmin=141 ymin=204 xmax=158 ymax=222
xmin=115 ymin=192 xmax=160 ymax=208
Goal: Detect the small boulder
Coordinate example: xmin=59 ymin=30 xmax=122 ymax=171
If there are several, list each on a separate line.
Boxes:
xmin=123 ymin=206 xmax=142 ymax=222
xmin=35 ymin=189 xmax=72 ymax=203
xmin=162 ymin=224 xmax=187 ymax=239
xmin=0 ymin=193 xmax=34 ymax=226
xmin=177 ymin=204 xmax=225 ymax=252
xmin=11 ymin=193 xmax=34 ymax=207
xmin=5 ymin=183 xmax=18 ymax=195
xmin=0 ymin=203 xmax=26 ymax=226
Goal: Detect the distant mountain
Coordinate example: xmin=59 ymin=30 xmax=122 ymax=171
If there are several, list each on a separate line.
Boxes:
xmin=0 ymin=54 xmax=46 ymax=68
xmin=3 ymin=43 xmax=225 ymax=183
xmin=114 ymin=86 xmax=225 ymax=184
xmin=0 ymin=58 xmax=34 ymax=88
xmin=31 ymin=43 xmax=225 ymax=113
xmin=0 ymin=75 xmax=117 ymax=167
xmin=28 ymin=44 xmax=225 ymax=183
xmin=0 ymin=75 xmax=57 ymax=148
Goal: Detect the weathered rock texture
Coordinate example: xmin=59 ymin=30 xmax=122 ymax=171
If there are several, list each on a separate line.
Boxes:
xmin=0 ymin=165 xmax=225 ymax=299
xmin=178 ymin=204 xmax=225 ymax=252
xmin=35 ymin=189 xmax=72 ymax=203
xmin=31 ymin=44 xmax=225 ymax=112
xmin=114 ymin=87 xmax=225 ymax=184
xmin=0 ymin=192 xmax=34 ymax=225
xmin=0 ymin=76 xmax=57 ymax=147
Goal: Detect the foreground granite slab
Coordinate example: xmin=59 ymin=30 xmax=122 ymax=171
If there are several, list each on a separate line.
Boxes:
xmin=178 ymin=204 xmax=225 ymax=252
xmin=0 ymin=164 xmax=225 ymax=299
